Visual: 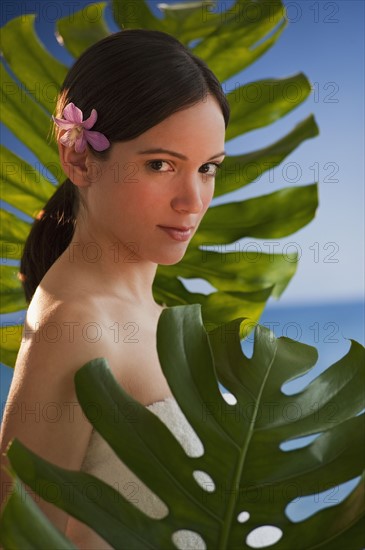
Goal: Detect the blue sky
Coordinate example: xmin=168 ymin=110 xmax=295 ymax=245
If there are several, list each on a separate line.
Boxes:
xmin=220 ymin=0 xmax=364 ymax=306
xmin=1 ymin=0 xmax=364 ymax=306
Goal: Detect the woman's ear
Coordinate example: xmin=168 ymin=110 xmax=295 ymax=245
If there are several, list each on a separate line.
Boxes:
xmin=58 ymin=139 xmax=91 ymax=188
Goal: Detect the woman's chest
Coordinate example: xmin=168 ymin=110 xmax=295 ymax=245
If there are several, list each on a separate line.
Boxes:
xmin=101 ymin=315 xmax=173 ymax=406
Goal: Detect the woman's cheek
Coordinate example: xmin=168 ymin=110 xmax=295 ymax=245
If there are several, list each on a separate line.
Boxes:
xmin=204 ymin=188 xmax=215 ymax=210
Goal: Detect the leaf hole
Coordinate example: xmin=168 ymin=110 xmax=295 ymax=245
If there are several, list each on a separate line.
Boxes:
xmin=172 ymin=529 xmax=206 ymax=549
xmin=222 ymin=391 xmax=237 ymax=405
xmin=237 ymin=510 xmax=250 ymax=523
xmin=246 ymin=526 xmax=283 ymax=548
xmin=193 ymin=470 xmax=215 ymax=492
xmin=285 ymin=475 xmax=362 ymax=522
xmin=178 ymin=276 xmax=217 ymax=295
xmin=279 ymin=432 xmax=321 ymax=451
xmin=241 ymin=335 xmax=254 ymax=358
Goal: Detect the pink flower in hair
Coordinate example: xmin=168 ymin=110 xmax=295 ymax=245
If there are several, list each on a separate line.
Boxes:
xmin=52 ymin=103 xmax=110 ymax=153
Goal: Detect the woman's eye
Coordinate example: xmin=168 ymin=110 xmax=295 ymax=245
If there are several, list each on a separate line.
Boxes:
xmin=147 ymin=160 xmax=223 ymax=176
xmin=147 ymin=160 xmax=171 ymax=172
xmin=199 ymin=162 xmax=222 ymax=177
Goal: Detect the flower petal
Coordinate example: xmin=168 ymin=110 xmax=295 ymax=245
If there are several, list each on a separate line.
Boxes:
xmin=84 ymin=130 xmax=110 ymax=151
xmin=82 ymin=109 xmax=98 ymax=129
xmin=63 ymin=102 xmax=83 ymax=123
xmin=52 ymin=116 xmax=76 ymax=130
xmin=59 ymin=130 xmax=74 ymax=147
xmin=74 ymin=134 xmax=87 ymax=153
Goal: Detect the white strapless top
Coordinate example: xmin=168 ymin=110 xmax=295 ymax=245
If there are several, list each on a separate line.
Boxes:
xmin=80 ymin=396 xmax=281 ymax=549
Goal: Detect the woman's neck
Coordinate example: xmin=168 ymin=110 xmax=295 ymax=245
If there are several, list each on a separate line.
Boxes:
xmin=55 ymin=228 xmax=160 ymax=309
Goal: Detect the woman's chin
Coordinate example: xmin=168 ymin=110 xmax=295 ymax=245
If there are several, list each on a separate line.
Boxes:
xmin=155 ymin=248 xmax=189 ymax=266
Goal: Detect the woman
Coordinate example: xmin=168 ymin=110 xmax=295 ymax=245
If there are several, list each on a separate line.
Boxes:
xmin=0 ymin=29 xmax=229 ymax=548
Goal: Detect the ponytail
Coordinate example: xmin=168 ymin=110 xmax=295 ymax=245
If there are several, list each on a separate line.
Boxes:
xmin=19 ymin=179 xmax=78 ymax=303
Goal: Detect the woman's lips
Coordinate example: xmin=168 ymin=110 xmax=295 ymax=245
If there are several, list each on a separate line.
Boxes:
xmin=158 ymin=225 xmax=194 ymax=242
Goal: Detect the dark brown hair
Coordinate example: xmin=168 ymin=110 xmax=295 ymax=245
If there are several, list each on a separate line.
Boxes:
xmin=20 ymin=29 xmax=230 ymax=302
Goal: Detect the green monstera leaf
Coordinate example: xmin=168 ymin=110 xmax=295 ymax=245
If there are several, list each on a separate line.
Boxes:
xmin=1 ymin=305 xmax=364 ymax=548
xmin=0 ymin=0 xmax=319 ymax=367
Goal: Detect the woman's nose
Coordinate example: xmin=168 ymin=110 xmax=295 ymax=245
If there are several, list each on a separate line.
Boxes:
xmin=170 ymin=175 xmax=204 ymax=214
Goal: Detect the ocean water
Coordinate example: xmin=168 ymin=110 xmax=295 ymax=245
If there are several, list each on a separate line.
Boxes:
xmin=1 ymin=300 xmax=364 ymax=527
xmin=243 ymin=299 xmax=365 ymax=374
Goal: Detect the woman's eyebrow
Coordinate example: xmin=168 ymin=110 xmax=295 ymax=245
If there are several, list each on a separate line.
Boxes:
xmin=136 ymin=148 xmax=226 ymax=161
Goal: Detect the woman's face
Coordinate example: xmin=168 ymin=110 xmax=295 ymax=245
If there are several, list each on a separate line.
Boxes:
xmin=82 ymin=95 xmax=226 ymax=265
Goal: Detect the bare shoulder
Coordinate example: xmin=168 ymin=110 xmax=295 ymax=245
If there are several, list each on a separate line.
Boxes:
xmin=19 ymin=288 xmax=109 ymax=381
xmin=0 ymin=289 xmax=111 ymax=532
